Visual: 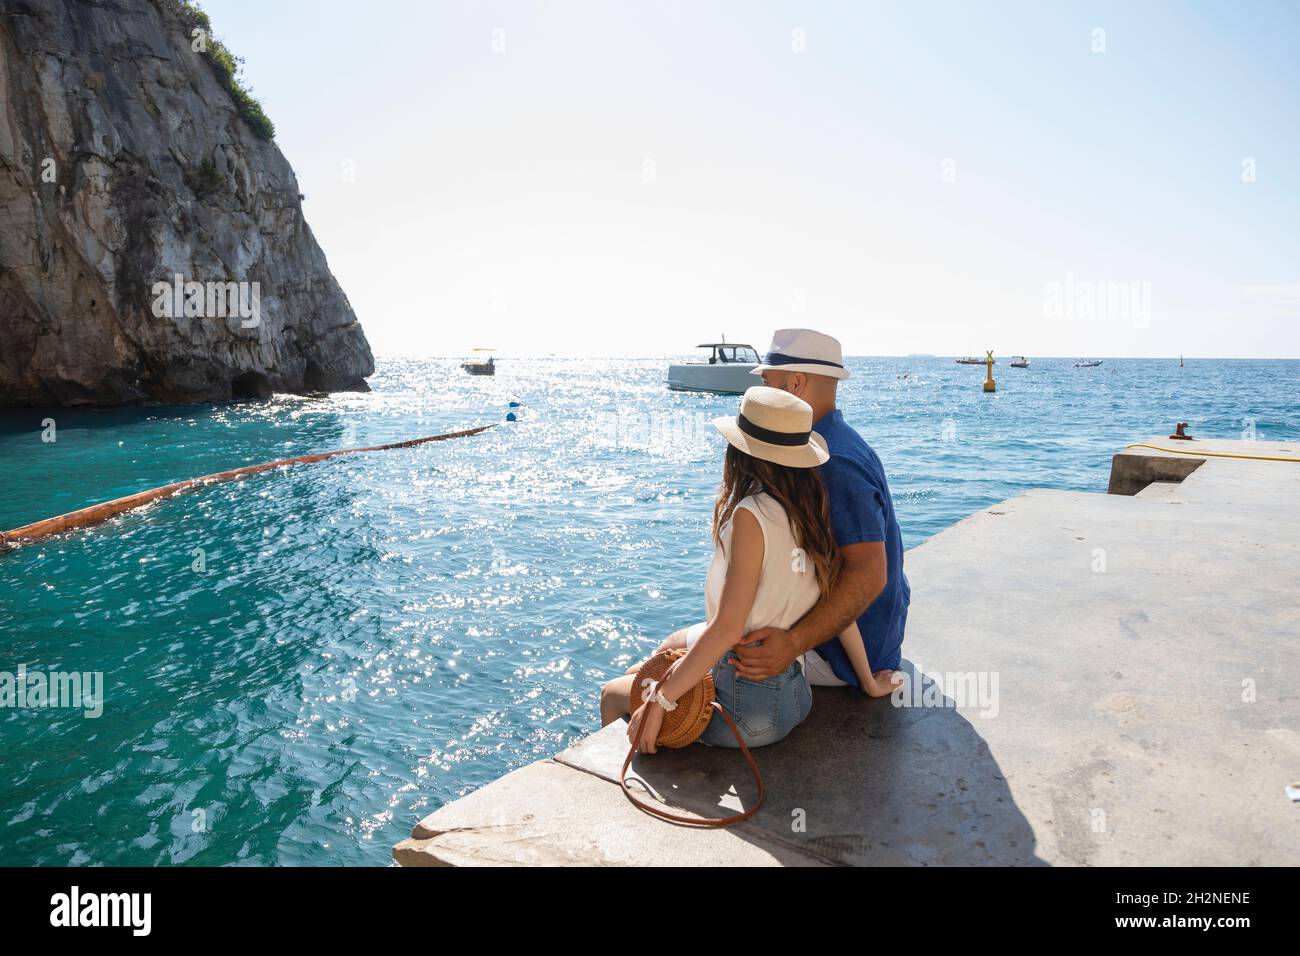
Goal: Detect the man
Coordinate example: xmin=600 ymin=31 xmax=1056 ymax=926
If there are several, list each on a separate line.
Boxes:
xmin=734 ymin=328 xmax=910 ymax=692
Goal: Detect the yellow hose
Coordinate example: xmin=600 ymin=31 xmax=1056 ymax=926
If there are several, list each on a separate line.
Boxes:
xmin=1124 ymin=442 xmax=1300 ymax=463
xmin=1 ymin=423 xmax=495 ymax=550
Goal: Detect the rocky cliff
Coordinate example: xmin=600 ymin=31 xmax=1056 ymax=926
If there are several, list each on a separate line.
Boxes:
xmin=0 ymin=0 xmax=373 ymax=406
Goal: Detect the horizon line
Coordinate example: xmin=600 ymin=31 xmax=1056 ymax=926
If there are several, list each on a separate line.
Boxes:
xmin=373 ymin=352 xmax=1300 ymax=362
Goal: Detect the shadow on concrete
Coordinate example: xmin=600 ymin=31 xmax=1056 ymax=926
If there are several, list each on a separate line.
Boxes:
xmin=565 ymin=660 xmax=1045 ymax=865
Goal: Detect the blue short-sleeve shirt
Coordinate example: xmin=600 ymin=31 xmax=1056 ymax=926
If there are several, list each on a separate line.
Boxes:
xmin=811 ymin=409 xmax=910 ymax=687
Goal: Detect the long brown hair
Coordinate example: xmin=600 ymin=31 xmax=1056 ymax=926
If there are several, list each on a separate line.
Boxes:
xmin=712 ymin=444 xmax=842 ymax=596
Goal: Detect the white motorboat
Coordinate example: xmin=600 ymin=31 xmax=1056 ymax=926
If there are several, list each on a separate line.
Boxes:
xmin=1009 ymin=356 xmax=1030 ymax=368
xmin=666 ymin=342 xmax=760 ymax=394
xmin=1073 ymin=359 xmax=1102 ymax=368
xmin=462 ymin=348 xmax=496 ymax=375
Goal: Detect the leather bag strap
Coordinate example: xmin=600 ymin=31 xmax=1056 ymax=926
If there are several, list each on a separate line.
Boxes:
xmin=619 ymin=657 xmax=765 ymax=826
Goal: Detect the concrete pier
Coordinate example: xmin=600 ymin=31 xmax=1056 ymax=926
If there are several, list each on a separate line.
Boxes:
xmin=394 ymin=437 xmax=1300 ymax=866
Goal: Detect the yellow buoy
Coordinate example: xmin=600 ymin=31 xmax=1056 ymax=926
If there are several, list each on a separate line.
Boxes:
xmin=983 ymin=350 xmax=996 ymax=393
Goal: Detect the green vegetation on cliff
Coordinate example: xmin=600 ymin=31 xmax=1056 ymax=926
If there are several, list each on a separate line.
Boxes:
xmin=162 ymin=0 xmax=276 ymax=141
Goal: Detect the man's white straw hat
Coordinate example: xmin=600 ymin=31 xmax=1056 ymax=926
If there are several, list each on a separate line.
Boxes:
xmin=712 ymin=386 xmax=829 ymax=469
xmin=750 ymin=328 xmax=850 ymax=380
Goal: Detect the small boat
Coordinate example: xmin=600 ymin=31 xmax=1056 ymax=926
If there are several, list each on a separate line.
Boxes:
xmin=1073 ymin=359 xmax=1102 ymax=368
xmin=667 ymin=341 xmax=760 ymax=395
xmin=1009 ymin=356 xmax=1030 ymax=368
xmin=462 ymin=349 xmax=496 ymax=375
xmin=956 ymin=356 xmax=993 ymax=365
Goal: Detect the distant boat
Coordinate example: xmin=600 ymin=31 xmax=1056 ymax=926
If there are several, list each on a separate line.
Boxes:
xmin=1073 ymin=359 xmax=1102 ymax=368
xmin=1009 ymin=356 xmax=1030 ymax=368
xmin=462 ymin=348 xmax=496 ymax=375
xmin=667 ymin=341 xmax=760 ymax=394
xmin=956 ymin=356 xmax=992 ymax=365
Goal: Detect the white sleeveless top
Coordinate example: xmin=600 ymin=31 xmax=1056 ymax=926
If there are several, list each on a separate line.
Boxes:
xmin=685 ymin=491 xmax=822 ymax=674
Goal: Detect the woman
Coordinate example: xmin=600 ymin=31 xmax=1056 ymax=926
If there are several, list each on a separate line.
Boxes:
xmin=600 ymin=385 xmax=898 ymax=754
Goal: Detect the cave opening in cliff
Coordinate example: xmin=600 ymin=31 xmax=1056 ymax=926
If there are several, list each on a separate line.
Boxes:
xmin=230 ymin=371 xmax=272 ymax=400
xmin=303 ymin=361 xmax=330 ymax=391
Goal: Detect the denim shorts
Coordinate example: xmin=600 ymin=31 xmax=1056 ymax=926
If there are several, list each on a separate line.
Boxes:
xmin=697 ymin=648 xmax=812 ymax=748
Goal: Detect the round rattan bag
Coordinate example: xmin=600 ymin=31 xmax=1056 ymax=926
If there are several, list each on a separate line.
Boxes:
xmin=629 ymin=647 xmax=715 ymax=747
xmin=620 ymin=646 xmax=765 ymax=826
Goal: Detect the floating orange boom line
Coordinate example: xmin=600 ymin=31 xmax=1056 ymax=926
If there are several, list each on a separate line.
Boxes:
xmin=0 ymin=423 xmax=495 ymax=551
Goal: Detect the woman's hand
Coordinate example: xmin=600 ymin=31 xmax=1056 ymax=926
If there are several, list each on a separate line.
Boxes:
xmin=862 ymin=668 xmax=903 ymax=698
xmin=627 ymin=700 xmax=665 ymax=754
xmin=624 ymin=628 xmax=691 ymax=676
xmin=655 ymin=628 xmax=689 ymax=654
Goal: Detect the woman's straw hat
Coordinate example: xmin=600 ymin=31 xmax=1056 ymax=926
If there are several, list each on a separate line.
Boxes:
xmin=712 ymin=386 xmax=829 ymax=468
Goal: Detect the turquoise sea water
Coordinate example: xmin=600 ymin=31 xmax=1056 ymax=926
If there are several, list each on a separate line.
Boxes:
xmin=1 ymin=356 xmax=1297 ymax=865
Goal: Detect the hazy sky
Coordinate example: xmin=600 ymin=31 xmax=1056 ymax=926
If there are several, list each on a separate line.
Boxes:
xmin=202 ymin=0 xmax=1299 ymax=358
